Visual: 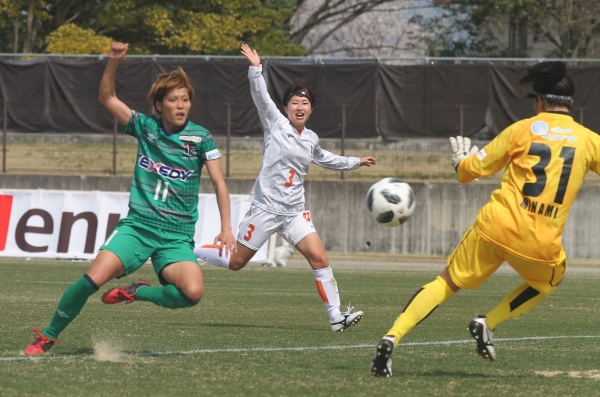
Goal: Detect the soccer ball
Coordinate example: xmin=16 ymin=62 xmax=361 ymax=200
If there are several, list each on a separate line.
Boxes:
xmin=366 ymin=178 xmax=416 ymax=227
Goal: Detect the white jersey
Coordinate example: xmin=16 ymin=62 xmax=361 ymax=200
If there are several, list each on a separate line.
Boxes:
xmin=248 ymin=65 xmax=360 ymax=215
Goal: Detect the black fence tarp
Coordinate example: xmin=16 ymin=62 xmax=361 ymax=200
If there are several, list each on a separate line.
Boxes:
xmin=0 ymin=59 xmax=598 ymax=138
xmin=266 ymin=62 xmax=378 ymax=138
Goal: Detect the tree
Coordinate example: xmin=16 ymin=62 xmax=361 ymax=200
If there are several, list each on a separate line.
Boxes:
xmin=0 ymin=0 xmax=304 ymax=55
xmin=410 ymin=0 xmax=600 ymax=58
xmin=45 ymin=23 xmax=112 ymax=54
xmin=289 ymin=0 xmax=434 ymax=57
xmin=0 ymin=0 xmax=51 ymax=53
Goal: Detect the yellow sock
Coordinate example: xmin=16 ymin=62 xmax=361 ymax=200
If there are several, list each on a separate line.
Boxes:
xmin=385 ymin=276 xmax=455 ymax=346
xmin=486 ymin=283 xmax=556 ymax=330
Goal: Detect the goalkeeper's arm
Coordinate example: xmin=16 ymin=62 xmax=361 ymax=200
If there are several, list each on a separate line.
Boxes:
xmin=449 ymin=134 xmax=511 ymax=184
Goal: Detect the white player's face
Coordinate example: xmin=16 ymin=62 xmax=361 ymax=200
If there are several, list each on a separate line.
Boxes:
xmin=156 ymin=87 xmax=192 ymax=132
xmin=284 ymin=95 xmax=313 ymax=130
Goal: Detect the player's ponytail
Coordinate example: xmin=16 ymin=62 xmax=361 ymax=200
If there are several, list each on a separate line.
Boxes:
xmin=520 ymin=61 xmax=574 ymax=109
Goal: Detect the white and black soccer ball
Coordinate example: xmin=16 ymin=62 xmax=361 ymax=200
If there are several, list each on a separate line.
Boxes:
xmin=366 ymin=178 xmax=416 ymax=227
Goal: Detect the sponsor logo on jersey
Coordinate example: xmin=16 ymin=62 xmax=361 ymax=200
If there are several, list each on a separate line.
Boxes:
xmin=550 ymin=127 xmax=573 ymax=133
xmin=531 ymin=121 xmax=577 ymax=142
xmin=138 ymin=156 xmax=194 ymax=181
xmin=530 ymin=121 xmax=549 ymax=135
xmin=204 ymin=149 xmax=221 ymax=160
xmin=143 ymin=128 xmax=156 ymax=142
xmin=476 ymin=148 xmax=487 ymax=160
xmin=180 ymin=136 xmax=202 ymax=143
xmin=183 ymin=143 xmax=198 ymax=157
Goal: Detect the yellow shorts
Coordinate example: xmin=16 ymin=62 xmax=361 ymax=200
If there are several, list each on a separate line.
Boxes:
xmin=447 ymin=226 xmax=567 ymax=294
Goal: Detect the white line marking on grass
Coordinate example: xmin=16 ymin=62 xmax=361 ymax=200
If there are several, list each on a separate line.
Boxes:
xmin=2 ymin=335 xmax=599 ymax=362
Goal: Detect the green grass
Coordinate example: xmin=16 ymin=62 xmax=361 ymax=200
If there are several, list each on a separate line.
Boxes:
xmin=1 ymin=260 xmax=600 ymax=396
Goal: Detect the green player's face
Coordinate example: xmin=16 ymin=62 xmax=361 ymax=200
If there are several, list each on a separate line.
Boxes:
xmin=284 ymin=95 xmax=313 ymax=130
xmin=156 ymin=87 xmax=192 ymax=132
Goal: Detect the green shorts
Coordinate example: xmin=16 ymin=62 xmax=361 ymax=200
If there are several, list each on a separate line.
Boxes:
xmin=100 ymin=218 xmax=197 ymax=286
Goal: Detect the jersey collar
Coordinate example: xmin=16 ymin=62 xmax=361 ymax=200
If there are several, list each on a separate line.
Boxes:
xmin=160 ymin=119 xmax=189 ymax=136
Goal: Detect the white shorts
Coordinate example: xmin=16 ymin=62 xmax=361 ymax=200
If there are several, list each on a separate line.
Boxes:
xmin=237 ymin=205 xmax=316 ymax=251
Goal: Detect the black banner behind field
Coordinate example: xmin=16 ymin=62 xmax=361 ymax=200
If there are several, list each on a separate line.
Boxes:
xmin=0 ymin=60 xmax=598 ymax=138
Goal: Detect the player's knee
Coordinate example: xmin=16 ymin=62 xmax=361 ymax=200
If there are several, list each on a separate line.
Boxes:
xmin=180 ymin=284 xmax=203 ymax=303
xmin=228 ymin=258 xmax=248 ymax=271
xmin=311 ymin=253 xmax=329 ymax=269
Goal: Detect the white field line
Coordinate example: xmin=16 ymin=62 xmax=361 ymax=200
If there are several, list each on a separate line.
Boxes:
xmin=2 ymin=334 xmax=599 ymax=362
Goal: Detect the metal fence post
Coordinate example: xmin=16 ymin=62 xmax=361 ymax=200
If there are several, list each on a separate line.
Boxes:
xmin=112 ymin=118 xmax=117 ymax=176
xmin=341 ymin=104 xmax=346 ymax=181
xmin=459 ymin=104 xmax=464 ymax=136
xmin=2 ymin=100 xmax=7 ymax=173
xmin=226 ymin=102 xmax=231 ymax=178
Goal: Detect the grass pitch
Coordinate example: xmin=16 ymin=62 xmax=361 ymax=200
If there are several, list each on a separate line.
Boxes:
xmin=1 ymin=259 xmax=600 ymax=397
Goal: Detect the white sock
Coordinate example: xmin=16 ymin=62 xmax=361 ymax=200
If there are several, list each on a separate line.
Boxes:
xmin=194 ymin=244 xmax=230 ymax=269
xmin=313 ymin=266 xmax=341 ymax=321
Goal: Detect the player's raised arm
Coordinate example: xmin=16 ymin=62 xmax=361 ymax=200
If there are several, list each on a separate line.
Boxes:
xmin=241 ymin=44 xmax=286 ymax=130
xmin=98 ymin=42 xmax=133 ymax=126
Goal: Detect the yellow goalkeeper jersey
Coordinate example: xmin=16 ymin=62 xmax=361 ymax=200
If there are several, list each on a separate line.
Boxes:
xmin=458 ymin=111 xmax=600 ymax=264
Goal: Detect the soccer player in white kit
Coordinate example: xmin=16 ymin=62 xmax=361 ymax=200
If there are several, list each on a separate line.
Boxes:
xmin=194 ymin=44 xmax=377 ymax=331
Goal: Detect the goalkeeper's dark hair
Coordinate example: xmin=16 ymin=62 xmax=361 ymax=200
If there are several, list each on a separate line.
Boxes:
xmin=520 ymin=61 xmax=574 ymax=110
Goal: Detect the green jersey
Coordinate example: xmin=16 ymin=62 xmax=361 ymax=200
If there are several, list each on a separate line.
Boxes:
xmin=122 ymin=110 xmax=220 ymax=234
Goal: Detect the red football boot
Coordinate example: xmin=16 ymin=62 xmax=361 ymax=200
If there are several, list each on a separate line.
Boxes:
xmin=101 ymin=279 xmax=150 ymax=304
xmin=25 ymin=328 xmax=60 ymax=356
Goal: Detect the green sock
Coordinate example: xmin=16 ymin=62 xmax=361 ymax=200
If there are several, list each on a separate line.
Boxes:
xmin=43 ymin=275 xmax=98 ymax=339
xmin=135 ymin=284 xmax=197 ymax=309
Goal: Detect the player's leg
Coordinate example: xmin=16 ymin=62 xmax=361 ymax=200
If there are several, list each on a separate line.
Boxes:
xmin=25 ymin=251 xmax=125 ymax=355
xmin=125 ymin=232 xmax=205 ymax=308
xmin=132 ymin=260 xmax=204 ymax=308
xmin=371 ymin=271 xmax=459 ymax=377
xmin=194 ymin=206 xmax=275 ymax=270
xmin=484 ymin=250 xmax=567 ymax=331
xmin=25 ymin=220 xmax=150 ymax=355
xmin=371 ymin=227 xmax=503 ymax=376
xmin=288 ymin=212 xmax=363 ymax=331
xmin=195 ymin=241 xmax=257 ymax=271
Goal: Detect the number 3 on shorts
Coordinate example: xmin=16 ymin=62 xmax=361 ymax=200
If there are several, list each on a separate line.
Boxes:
xmin=243 ymin=224 xmax=255 ymax=241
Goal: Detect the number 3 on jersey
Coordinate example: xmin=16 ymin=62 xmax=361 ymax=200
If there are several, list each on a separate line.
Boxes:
xmin=284 ymin=169 xmax=295 ymax=187
xmin=522 ymin=143 xmax=575 ymax=205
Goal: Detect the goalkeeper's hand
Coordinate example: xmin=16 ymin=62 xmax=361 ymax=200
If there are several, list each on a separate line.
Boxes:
xmin=449 ymin=136 xmax=479 ymax=171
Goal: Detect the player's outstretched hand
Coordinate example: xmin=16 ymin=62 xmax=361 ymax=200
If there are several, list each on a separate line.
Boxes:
xmin=241 ymin=44 xmax=261 ymax=68
xmin=213 ymin=229 xmax=237 ymax=258
xmin=360 ymin=156 xmax=377 ymax=167
xmin=109 ymin=42 xmax=129 ymax=61
xmin=449 ymin=136 xmax=478 ymax=171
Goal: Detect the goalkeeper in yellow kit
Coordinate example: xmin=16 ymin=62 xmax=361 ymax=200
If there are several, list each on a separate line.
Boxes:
xmin=371 ymin=61 xmax=600 ymax=377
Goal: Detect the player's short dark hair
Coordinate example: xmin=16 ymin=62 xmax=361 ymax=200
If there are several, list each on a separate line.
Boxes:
xmin=282 ymin=81 xmax=315 ymax=108
xmin=147 ymin=68 xmax=195 ymax=114
xmin=520 ymin=61 xmax=574 ymax=110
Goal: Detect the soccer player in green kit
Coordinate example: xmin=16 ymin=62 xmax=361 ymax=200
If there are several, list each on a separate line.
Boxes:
xmin=24 ymin=42 xmax=236 ymax=355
